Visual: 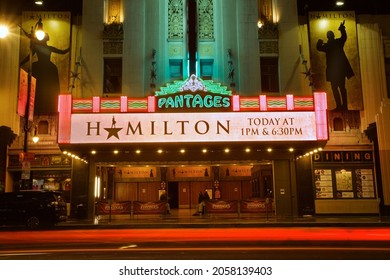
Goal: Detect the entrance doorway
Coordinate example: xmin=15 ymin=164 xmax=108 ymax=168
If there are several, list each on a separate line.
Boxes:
xmin=168 ymin=182 xmax=179 ymax=209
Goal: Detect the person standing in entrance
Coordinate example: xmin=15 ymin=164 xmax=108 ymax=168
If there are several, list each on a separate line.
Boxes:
xmin=193 ymin=191 xmax=205 ymax=216
xmin=202 ymin=189 xmax=210 ymax=215
xmin=159 ymin=191 xmax=170 ymax=215
xmin=316 ymin=20 xmax=354 ymax=111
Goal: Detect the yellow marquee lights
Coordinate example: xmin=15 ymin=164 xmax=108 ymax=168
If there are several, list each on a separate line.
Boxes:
xmin=87 ymin=147 xmax=310 ymax=156
xmin=62 ymin=151 xmax=88 ymax=164
xmin=296 ymin=147 xmax=323 ymax=160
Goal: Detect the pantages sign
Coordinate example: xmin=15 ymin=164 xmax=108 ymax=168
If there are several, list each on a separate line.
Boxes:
xmin=57 ymin=75 xmax=328 ymax=145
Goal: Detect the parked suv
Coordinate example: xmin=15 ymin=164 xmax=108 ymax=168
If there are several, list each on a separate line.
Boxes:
xmin=0 ymin=190 xmax=67 ymax=229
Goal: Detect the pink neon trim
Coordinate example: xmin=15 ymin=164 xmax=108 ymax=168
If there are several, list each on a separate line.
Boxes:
xmin=259 ymin=95 xmax=267 ymax=111
xmin=120 ymin=96 xmax=128 ymax=112
xmin=314 ymin=92 xmax=328 ymax=140
xmin=92 ymin=96 xmax=100 ymax=112
xmin=57 ymin=94 xmax=72 ymax=144
xmin=232 ymin=95 xmax=240 ymax=111
xmin=148 ymin=96 xmax=156 ymax=112
xmin=286 ymin=94 xmax=294 ymax=110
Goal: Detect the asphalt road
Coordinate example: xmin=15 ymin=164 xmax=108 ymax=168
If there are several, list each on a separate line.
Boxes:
xmin=1 ymin=227 xmax=390 ymax=260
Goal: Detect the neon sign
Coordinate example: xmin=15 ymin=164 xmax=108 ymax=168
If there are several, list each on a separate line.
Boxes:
xmin=157 ymin=93 xmax=231 ymax=109
xmin=155 ymin=74 xmax=232 ymax=111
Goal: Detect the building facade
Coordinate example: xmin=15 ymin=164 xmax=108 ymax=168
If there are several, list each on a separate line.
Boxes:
xmin=1 ymin=0 xmax=390 ymax=219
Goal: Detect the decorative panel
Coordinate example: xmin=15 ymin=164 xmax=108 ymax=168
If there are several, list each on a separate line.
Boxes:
xmin=198 ymin=0 xmax=214 ymax=40
xmin=168 ymin=0 xmax=184 ymax=39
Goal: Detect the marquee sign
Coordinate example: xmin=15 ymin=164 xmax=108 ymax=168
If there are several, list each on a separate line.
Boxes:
xmin=68 ymin=111 xmax=317 ymax=143
xmin=57 ymin=76 xmax=328 ymax=145
xmin=155 ymin=75 xmax=232 ymax=112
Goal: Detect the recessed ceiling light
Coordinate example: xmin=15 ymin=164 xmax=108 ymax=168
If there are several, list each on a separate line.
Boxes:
xmin=157 ymin=149 xmax=163 ymax=154
xmin=135 ymin=150 xmax=141 ymax=154
xmin=202 ymin=149 xmax=208 ymax=153
xmin=336 ymin=1 xmax=344 ymax=6
xmin=35 ymin=1 xmax=44 ymax=5
xmin=245 ymin=148 xmax=251 ymax=153
xmin=113 ymin=150 xmax=119 ymax=154
xmin=180 ymin=149 xmax=185 ymax=154
xmin=267 ymin=148 xmax=272 ymax=152
xmin=91 ymin=150 xmax=96 ymax=154
xmin=224 ymin=148 xmax=230 ymax=153
xmin=289 ymin=148 xmax=294 ymax=152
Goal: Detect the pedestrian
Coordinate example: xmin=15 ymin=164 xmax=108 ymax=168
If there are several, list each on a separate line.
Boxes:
xmin=203 ymin=189 xmax=210 ymax=201
xmin=193 ymin=191 xmax=204 ymax=216
xmin=159 ymin=191 xmax=170 ymax=215
xmin=202 ymin=189 xmax=210 ymax=215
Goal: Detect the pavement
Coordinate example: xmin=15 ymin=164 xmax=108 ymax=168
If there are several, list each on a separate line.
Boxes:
xmin=56 ymin=209 xmax=390 ymax=229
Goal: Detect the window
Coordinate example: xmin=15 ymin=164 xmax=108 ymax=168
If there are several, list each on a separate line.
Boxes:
xmin=200 ymin=59 xmax=213 ymax=80
xmin=333 ymin=117 xmax=344 ymax=131
xmin=260 ymin=57 xmax=279 ymax=92
xmin=37 ymin=120 xmax=49 ymax=134
xmin=169 ymin=59 xmax=183 ymax=79
xmin=103 ymin=58 xmax=122 ymax=94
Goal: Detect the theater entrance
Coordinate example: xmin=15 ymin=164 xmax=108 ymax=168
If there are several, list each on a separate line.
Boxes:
xmin=102 ymin=163 xmax=275 ymax=211
xmin=167 ymin=182 xmax=179 ymax=209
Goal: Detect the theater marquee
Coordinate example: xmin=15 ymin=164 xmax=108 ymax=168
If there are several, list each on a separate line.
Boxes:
xmin=57 ymin=76 xmax=328 ymax=145
xmin=69 ymin=111 xmax=317 ymax=143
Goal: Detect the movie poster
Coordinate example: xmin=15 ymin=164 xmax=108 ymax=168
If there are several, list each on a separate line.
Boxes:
xmin=20 ymin=12 xmax=71 ymax=113
xmin=309 ymin=11 xmax=362 ymax=111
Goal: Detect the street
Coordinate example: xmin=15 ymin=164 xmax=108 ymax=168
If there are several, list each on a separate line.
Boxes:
xmin=1 ymin=227 xmax=390 ymax=259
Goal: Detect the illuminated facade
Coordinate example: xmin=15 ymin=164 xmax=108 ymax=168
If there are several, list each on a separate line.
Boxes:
xmin=1 ymin=0 xmax=390 ymax=219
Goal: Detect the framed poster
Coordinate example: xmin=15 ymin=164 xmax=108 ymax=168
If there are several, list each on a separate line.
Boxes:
xmin=335 ymin=169 xmax=352 ymax=191
xmin=314 ymin=169 xmax=333 ymax=198
xmin=356 ymin=169 xmax=375 ymax=198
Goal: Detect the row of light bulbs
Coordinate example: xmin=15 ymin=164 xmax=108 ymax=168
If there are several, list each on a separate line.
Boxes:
xmin=64 ymin=147 xmax=323 ymax=164
xmin=62 ymin=151 xmax=88 ymax=164
xmin=90 ymin=147 xmax=297 ymax=155
xmin=296 ymin=147 xmax=323 ymax=160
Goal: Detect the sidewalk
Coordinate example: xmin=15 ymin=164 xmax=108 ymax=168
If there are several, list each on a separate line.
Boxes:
xmin=57 ymin=209 xmax=390 ymax=229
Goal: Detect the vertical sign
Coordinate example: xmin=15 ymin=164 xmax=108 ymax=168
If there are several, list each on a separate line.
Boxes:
xmin=17 ymin=69 xmax=28 ymax=117
xmin=309 ymin=11 xmax=362 ymax=111
xmin=17 ymin=69 xmax=36 ymax=121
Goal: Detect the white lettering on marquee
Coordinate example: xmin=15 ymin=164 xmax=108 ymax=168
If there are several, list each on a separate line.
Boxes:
xmin=70 ymin=112 xmax=317 ymax=143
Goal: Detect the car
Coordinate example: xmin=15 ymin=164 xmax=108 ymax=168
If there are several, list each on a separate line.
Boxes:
xmin=0 ymin=190 xmax=67 ymax=229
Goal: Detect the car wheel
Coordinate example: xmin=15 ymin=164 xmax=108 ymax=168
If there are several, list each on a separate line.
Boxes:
xmin=26 ymin=216 xmax=40 ymax=230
